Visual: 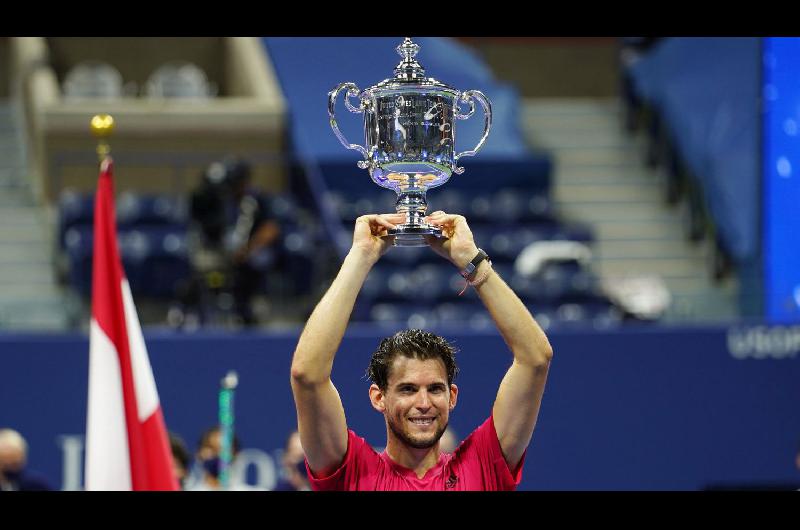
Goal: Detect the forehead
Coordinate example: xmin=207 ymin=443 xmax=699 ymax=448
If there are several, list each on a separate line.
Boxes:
xmin=387 ymin=356 xmax=448 ymax=386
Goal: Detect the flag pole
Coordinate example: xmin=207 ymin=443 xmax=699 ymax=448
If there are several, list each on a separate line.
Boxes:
xmin=85 ymin=112 xmax=179 ymax=491
xmin=90 ymin=114 xmax=115 ymax=163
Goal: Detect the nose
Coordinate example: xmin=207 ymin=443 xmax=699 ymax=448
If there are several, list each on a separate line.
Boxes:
xmin=415 ymin=390 xmax=432 ymax=412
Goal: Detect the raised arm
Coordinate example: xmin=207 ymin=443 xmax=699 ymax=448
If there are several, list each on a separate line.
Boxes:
xmin=426 ymin=212 xmax=553 ymax=471
xmin=290 ymin=213 xmax=403 ymax=476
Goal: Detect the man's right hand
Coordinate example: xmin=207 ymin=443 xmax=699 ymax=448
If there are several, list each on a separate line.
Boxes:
xmin=350 ymin=213 xmax=406 ymax=265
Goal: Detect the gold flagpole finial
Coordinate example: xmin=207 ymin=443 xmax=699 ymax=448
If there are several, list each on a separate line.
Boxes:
xmin=90 ymin=114 xmax=115 ymax=162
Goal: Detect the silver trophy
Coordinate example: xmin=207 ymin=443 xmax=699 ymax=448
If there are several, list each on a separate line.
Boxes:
xmin=328 ymin=37 xmax=492 ymax=246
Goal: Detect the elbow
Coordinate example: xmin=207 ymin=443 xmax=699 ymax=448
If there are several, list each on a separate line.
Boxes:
xmin=290 ymin=363 xmax=328 ymax=388
xmin=541 ymin=341 xmax=554 ymax=363
xmin=528 ymin=341 xmax=553 ymax=369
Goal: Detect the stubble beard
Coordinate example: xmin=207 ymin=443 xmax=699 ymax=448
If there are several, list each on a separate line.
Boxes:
xmin=387 ymin=415 xmax=448 ymax=450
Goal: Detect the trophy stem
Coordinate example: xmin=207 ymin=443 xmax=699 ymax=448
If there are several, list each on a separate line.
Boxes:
xmin=387 ymin=189 xmax=443 ymax=247
xmin=396 ymin=191 xmax=428 ymax=226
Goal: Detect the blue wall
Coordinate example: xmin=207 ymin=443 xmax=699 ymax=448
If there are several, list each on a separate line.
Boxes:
xmin=1 ymin=324 xmax=799 ymax=490
xmin=763 ymin=37 xmax=800 ymax=323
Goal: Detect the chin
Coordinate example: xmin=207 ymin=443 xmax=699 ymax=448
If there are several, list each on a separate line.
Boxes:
xmin=405 ymin=433 xmax=440 ymax=450
xmin=390 ymin=419 xmax=448 ymax=450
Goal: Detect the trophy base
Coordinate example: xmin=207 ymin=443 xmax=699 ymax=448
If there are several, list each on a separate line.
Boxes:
xmin=386 ymin=224 xmax=443 ymax=247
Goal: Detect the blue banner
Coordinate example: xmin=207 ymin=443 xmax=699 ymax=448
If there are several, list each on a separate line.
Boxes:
xmin=1 ymin=325 xmax=799 ymax=490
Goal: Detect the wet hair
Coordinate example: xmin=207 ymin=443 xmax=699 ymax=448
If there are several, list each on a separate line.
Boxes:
xmin=366 ymin=329 xmax=459 ymax=391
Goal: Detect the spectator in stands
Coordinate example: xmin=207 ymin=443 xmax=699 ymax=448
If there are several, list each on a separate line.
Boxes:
xmin=791 ymin=438 xmax=800 ymax=490
xmin=169 ymin=432 xmax=191 ymax=490
xmin=290 ymin=211 xmax=553 ymax=490
xmin=273 ymin=430 xmax=310 ymax=491
xmin=187 ymin=158 xmax=281 ymax=326
xmin=439 ymin=427 xmax=459 ymax=454
xmin=0 ymin=428 xmax=52 ymax=491
xmin=186 ymin=426 xmax=242 ymax=491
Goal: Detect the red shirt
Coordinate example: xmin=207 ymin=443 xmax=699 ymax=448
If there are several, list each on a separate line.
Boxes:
xmin=307 ymin=415 xmax=525 ymax=491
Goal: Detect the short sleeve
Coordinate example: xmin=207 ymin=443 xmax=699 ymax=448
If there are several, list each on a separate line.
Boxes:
xmin=306 ymin=430 xmax=380 ymax=491
xmin=451 ymin=415 xmax=526 ymax=490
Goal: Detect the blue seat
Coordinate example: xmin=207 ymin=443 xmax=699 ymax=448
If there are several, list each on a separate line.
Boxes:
xmin=434 ymin=302 xmax=494 ymax=331
xmin=121 ymin=227 xmax=190 ymax=298
xmin=64 ymin=225 xmax=191 ymax=299
xmin=63 ymin=225 xmax=94 ymax=296
xmin=116 ymin=192 xmax=188 ymax=228
xmin=369 ymin=302 xmax=438 ymax=330
xmin=58 ymin=190 xmax=96 ymax=249
xmin=277 ymin=224 xmax=322 ymax=296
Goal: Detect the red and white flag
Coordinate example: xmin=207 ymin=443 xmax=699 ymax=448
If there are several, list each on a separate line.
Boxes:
xmin=84 ymin=157 xmax=179 ymax=490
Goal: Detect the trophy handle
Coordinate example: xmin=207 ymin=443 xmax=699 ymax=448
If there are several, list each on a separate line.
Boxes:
xmin=453 ymin=90 xmax=492 ymax=175
xmin=328 ymin=82 xmax=370 ymax=169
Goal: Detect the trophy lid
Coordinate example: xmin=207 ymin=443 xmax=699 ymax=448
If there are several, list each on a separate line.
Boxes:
xmin=370 ymin=38 xmax=457 ymax=93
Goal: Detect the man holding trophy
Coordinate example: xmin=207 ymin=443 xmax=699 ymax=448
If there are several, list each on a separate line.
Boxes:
xmin=289 ymin=39 xmax=553 ymax=490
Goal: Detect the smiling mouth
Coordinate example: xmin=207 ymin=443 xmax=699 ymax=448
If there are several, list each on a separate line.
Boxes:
xmin=409 ymin=417 xmax=435 ymax=426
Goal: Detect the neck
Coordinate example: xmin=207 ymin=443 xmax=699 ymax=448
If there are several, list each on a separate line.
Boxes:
xmin=384 ymin=430 xmax=441 ymax=479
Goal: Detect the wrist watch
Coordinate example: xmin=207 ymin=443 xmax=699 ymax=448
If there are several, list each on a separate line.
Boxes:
xmin=459 ymin=248 xmax=489 ymax=281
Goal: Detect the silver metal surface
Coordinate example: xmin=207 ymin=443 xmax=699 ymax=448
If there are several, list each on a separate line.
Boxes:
xmin=327 ymin=38 xmax=493 ymax=247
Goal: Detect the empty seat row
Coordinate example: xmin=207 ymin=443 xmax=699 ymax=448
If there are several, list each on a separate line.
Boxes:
xmin=323 ymin=187 xmax=555 ymax=225
xmin=63 ymin=61 xmax=217 ymax=100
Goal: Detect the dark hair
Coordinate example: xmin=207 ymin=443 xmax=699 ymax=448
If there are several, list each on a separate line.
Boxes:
xmin=366 ymin=329 xmax=459 ymax=391
xmin=198 ymin=426 xmax=241 ymax=455
xmin=168 ymin=432 xmax=191 ymax=471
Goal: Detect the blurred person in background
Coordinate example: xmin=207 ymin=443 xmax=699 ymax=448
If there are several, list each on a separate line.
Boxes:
xmin=186 ymin=426 xmax=242 ymax=491
xmin=183 ymin=157 xmax=281 ymax=326
xmin=273 ymin=430 xmax=310 ymax=491
xmin=169 ymin=432 xmax=191 ymax=490
xmin=0 ymin=428 xmax=52 ymax=491
xmin=439 ymin=427 xmax=459 ymax=454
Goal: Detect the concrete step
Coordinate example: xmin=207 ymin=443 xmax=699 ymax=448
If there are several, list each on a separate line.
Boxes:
xmin=0 ymin=302 xmax=66 ymax=325
xmin=521 ymin=112 xmax=623 ymax=132
xmin=0 ymin=262 xmax=56 ymax=282
xmin=0 ymin=244 xmax=51 ymax=267
xmin=0 ymin=282 xmax=62 ymax=307
xmin=554 ymin=183 xmax=664 ymax=203
xmin=0 ymin=207 xmax=46 ymax=225
xmin=0 ymin=315 xmax=70 ymax=331
xmin=0 ymin=191 xmax=34 ymax=207
xmin=558 ymin=202 xmax=680 ymax=223
xmin=594 ymin=239 xmax=710 ymax=260
xmin=556 ymin=171 xmax=661 ymax=187
xmin=595 ymin=257 xmax=710 ymax=279
xmin=550 ymin=147 xmax=646 ymax=166
xmin=521 ymin=97 xmax=740 ymax=323
xmin=0 ymin=226 xmax=49 ymax=244
xmin=591 ymin=220 xmax=687 ymax=240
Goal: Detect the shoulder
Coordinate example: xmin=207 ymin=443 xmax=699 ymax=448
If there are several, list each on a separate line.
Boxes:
xmin=308 ymin=429 xmax=383 ymax=491
xmin=448 ymin=416 xmax=523 ymax=490
xmin=452 ymin=416 xmax=497 ymax=456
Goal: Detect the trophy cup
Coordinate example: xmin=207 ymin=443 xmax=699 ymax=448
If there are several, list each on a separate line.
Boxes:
xmin=328 ymin=37 xmax=492 ymax=246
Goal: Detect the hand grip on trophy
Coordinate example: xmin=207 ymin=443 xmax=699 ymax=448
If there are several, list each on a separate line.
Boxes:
xmin=453 ymin=90 xmax=493 ymax=175
xmin=328 ymin=82 xmax=370 ymax=168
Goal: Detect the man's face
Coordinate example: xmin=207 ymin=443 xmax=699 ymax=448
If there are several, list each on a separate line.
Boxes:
xmin=0 ymin=442 xmax=25 ymax=475
xmin=371 ymin=356 xmax=458 ymax=450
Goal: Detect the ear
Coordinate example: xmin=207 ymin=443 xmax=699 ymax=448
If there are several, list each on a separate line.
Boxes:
xmin=369 ymin=384 xmax=386 ymax=413
xmin=449 ymin=384 xmax=459 ymax=410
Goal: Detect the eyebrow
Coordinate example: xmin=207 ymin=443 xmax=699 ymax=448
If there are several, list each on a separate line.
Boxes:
xmin=394 ymin=382 xmax=447 ymax=390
